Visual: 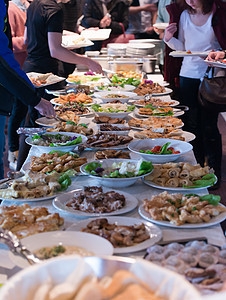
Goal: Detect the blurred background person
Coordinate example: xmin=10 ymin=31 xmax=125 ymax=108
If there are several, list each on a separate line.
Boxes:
xmin=126 ymin=0 xmax=158 ymax=39
xmin=164 ymin=0 xmax=226 ymax=188
xmin=7 ymin=0 xmax=31 ymax=170
xmin=82 ymin=0 xmax=129 ymax=50
xmin=16 ymin=0 xmax=103 ymax=170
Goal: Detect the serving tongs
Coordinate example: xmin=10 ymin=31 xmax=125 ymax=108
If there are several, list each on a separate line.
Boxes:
xmin=0 ymin=228 xmax=40 ymax=265
xmin=0 ymin=171 xmax=24 ymax=189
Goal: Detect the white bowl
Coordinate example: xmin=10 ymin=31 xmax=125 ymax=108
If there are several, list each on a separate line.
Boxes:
xmin=0 ymin=256 xmax=201 ymax=300
xmin=80 ymin=159 xmax=153 ymax=188
xmin=9 ymin=231 xmax=114 ymax=268
xmin=91 ymin=103 xmax=135 ymax=119
xmin=128 ymin=138 xmax=193 ymax=163
xmin=93 ymin=91 xmax=137 ymax=103
xmin=25 ymin=132 xmax=87 ymax=153
xmin=94 ymin=84 xmax=136 ymax=92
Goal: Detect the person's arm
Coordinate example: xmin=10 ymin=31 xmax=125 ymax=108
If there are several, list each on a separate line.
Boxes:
xmin=129 ymin=4 xmax=157 ymax=15
xmin=48 ymin=32 xmax=102 ymax=73
xmin=164 ymin=18 xmax=185 ymax=51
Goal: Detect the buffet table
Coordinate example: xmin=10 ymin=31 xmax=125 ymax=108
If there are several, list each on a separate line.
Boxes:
xmin=0 ymin=71 xmax=225 ymax=283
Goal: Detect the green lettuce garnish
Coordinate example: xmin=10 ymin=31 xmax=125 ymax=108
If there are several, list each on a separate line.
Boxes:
xmin=137 ymin=161 xmax=153 ymax=176
xmin=84 ymin=162 xmax=101 ymax=173
xmin=58 ymin=174 xmax=71 ymax=190
xmin=184 ymin=174 xmax=217 ymax=189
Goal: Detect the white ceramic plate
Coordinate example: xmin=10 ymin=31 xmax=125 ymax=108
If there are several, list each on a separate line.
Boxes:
xmin=138 ymin=204 xmax=226 ymax=229
xmin=129 ymin=129 xmax=195 ymax=143
xmin=94 ymin=84 xmax=135 ymax=92
xmin=25 ymin=132 xmax=87 ymax=153
xmin=50 ymin=98 xmax=93 ymax=106
xmin=66 ymin=216 xmax=162 ymax=254
xmin=134 ymin=107 xmax=184 ymax=118
xmin=131 ymin=99 xmax=180 ymax=107
xmin=92 ymin=110 xmax=134 ymax=119
xmin=35 ymin=117 xmax=59 ymax=127
xmin=62 ymin=35 xmax=93 ymax=49
xmin=81 ymin=29 xmax=111 ymax=41
xmin=142 ymin=175 xmax=217 ymax=191
xmin=170 ymin=51 xmax=210 ymax=57
xmin=204 ymin=59 xmax=226 ymax=69
xmin=10 ymin=231 xmax=114 ymax=268
xmin=0 ymin=190 xmax=65 ymax=202
xmin=85 ymin=141 xmax=131 ymax=150
xmin=53 ymin=187 xmax=138 ymax=217
xmin=26 ymin=72 xmax=65 ymax=88
xmin=93 ymin=91 xmax=137 ymax=103
xmin=98 ymin=124 xmax=131 ymax=136
xmin=153 ymin=23 xmax=169 ymax=30
xmin=152 ymin=87 xmax=173 ymax=96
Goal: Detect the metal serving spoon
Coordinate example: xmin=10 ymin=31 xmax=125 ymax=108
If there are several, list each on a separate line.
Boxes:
xmin=0 ymin=229 xmax=40 ymax=265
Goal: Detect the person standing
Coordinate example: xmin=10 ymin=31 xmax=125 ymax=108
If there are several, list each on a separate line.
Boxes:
xmin=164 ymin=0 xmax=226 ymax=188
xmin=126 ymin=0 xmax=158 ymax=39
xmin=7 ymin=0 xmax=31 ymax=169
xmin=82 ymin=0 xmax=130 ymax=50
xmin=0 ymin=0 xmax=55 ymax=179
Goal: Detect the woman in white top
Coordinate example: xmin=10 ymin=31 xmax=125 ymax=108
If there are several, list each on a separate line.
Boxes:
xmin=164 ymin=0 xmax=222 ymax=189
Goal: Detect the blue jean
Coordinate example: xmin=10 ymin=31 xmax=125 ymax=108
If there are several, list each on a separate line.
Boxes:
xmin=0 ymin=115 xmax=6 ymax=179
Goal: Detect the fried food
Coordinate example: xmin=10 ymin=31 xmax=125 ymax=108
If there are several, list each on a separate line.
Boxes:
xmin=128 ymin=116 xmax=183 ymax=130
xmin=139 ymin=106 xmax=173 ymax=116
xmin=134 ymin=83 xmax=166 ymax=95
xmin=0 ymin=171 xmax=62 ymax=199
xmin=95 ymin=150 xmax=130 ymax=159
xmin=53 ymin=92 xmax=93 ymax=105
xmin=30 ymin=152 xmax=87 ymax=173
xmin=133 ymin=129 xmax=185 ymax=141
xmin=82 ymin=218 xmax=149 ymax=247
xmin=143 ymin=191 xmax=226 ymax=226
xmin=145 ymin=162 xmax=214 ymax=187
xmin=0 ymin=203 xmax=64 ymax=238
xmin=47 ymin=122 xmax=93 ymax=135
xmin=133 ymin=97 xmax=176 ymax=107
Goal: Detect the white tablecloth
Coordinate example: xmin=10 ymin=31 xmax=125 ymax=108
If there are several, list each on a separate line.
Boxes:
xmin=0 ymin=73 xmax=225 ymax=280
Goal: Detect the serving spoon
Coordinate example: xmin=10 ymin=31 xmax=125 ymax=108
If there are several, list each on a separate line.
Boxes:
xmin=0 ymin=229 xmax=40 ymax=265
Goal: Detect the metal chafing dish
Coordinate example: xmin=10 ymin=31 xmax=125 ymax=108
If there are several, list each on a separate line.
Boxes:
xmin=81 ymin=53 xmax=158 ymax=73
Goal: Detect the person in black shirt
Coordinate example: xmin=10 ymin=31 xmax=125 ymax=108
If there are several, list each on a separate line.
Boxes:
xmin=23 ymin=0 xmax=102 ymax=75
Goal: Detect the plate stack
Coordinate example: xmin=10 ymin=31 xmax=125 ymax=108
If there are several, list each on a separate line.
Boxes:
xmin=126 ymin=43 xmax=155 ymax=56
xmin=107 ymin=43 xmax=127 ymax=56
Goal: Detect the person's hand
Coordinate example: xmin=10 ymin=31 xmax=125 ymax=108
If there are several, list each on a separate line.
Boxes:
xmin=143 ymin=4 xmax=157 ymax=12
xmin=87 ymin=58 xmax=103 ymax=74
xmin=164 ymin=23 xmax=177 ymax=42
xmin=100 ymin=15 xmax=111 ymax=28
xmin=207 ymin=50 xmax=225 ymax=61
xmin=34 ymin=98 xmax=56 ymax=117
xmin=154 ymin=27 xmax=164 ymax=39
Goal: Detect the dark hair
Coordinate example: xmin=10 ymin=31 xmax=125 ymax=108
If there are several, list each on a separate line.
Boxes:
xmin=181 ymin=0 xmax=213 ymax=14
